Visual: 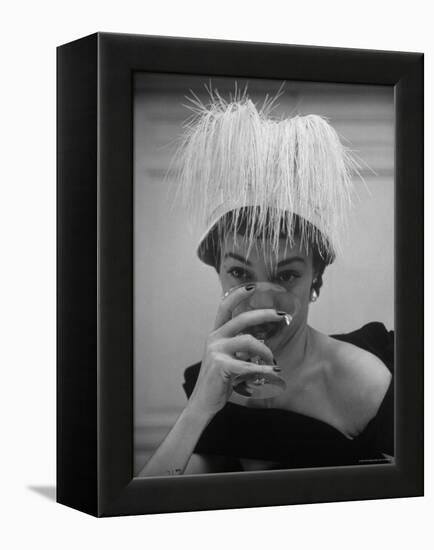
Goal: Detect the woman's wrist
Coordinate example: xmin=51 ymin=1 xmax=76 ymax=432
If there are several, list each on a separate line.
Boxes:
xmin=183 ymin=401 xmax=215 ymax=428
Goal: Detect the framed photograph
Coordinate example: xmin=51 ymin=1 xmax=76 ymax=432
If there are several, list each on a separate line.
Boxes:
xmin=57 ymin=32 xmax=423 ymax=517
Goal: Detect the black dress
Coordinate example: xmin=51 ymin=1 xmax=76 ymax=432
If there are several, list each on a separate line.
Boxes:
xmin=182 ymin=322 xmax=394 ymax=470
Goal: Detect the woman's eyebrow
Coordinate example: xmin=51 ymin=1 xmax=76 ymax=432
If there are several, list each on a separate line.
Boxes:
xmin=277 ymin=257 xmax=306 ymax=268
xmin=223 ymin=253 xmax=306 ymax=268
xmin=223 ymin=252 xmax=252 ymax=266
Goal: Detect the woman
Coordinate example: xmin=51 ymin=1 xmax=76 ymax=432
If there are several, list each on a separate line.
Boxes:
xmin=141 ymin=92 xmax=394 ymax=476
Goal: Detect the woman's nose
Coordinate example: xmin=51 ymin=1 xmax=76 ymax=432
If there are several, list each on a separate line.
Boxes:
xmin=247 ymin=282 xmax=286 ymax=309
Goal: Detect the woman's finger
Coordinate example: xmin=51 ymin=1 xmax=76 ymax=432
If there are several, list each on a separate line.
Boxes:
xmin=217 ymin=308 xmax=290 ymax=339
xmin=234 ymin=350 xmax=250 ymax=362
xmin=225 ymin=334 xmax=274 ymax=364
xmin=220 ymin=357 xmax=280 ymax=382
xmin=213 ymin=283 xmax=257 ymax=329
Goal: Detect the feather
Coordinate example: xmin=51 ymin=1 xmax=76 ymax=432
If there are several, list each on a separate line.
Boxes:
xmin=171 ymin=90 xmax=361 ymax=266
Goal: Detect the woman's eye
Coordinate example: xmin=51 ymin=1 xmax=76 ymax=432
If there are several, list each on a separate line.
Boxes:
xmin=276 ymin=271 xmax=299 ymax=283
xmin=227 ymin=267 xmax=251 ymax=281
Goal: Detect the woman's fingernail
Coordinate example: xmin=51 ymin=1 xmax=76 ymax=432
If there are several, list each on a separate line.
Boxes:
xmin=245 ymin=284 xmax=256 ymax=291
xmin=276 ymin=311 xmax=292 ymax=325
xmin=273 ymin=366 xmax=282 ymax=372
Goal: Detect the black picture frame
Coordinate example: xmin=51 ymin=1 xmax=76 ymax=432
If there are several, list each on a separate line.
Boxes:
xmin=57 ymin=32 xmax=424 ymax=517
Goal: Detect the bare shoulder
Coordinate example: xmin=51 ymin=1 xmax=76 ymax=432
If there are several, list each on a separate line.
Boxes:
xmin=318 ymin=332 xmax=392 ymax=436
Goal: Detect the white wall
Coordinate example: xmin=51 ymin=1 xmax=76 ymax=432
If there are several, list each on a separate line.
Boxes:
xmin=134 ymin=75 xmax=394 ymax=467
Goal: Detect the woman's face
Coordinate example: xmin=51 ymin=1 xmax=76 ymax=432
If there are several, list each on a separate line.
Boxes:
xmin=218 ymin=233 xmax=317 ymax=352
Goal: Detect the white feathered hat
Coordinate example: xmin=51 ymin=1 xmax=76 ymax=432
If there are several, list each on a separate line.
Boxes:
xmin=173 ymin=89 xmax=360 ymax=267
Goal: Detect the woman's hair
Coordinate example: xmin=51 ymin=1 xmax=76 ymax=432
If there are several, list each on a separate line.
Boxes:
xmin=199 ymin=207 xmax=331 ymax=296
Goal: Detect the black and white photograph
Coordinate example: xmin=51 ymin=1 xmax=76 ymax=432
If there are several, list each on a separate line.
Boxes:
xmin=133 ymin=74 xmax=395 ymax=476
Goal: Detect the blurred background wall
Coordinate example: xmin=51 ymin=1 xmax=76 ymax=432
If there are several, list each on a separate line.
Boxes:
xmin=133 ymin=73 xmax=394 ymax=474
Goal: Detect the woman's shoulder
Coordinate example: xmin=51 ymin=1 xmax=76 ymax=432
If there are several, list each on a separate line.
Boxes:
xmin=319 ymin=322 xmax=393 ymax=437
xmin=329 ymin=321 xmax=394 ymax=373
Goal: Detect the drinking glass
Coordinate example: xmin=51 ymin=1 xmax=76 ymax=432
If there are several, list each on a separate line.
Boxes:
xmin=230 ymin=282 xmax=300 ymax=399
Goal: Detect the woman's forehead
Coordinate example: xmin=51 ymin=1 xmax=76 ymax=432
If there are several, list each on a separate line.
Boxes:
xmin=220 ymin=234 xmax=311 ymax=263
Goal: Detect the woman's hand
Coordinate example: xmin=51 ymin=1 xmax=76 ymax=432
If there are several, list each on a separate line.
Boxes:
xmin=186 ymin=285 xmax=285 ymax=419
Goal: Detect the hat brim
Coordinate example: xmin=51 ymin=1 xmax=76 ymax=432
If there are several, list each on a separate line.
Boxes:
xmin=196 ymin=207 xmax=336 ymax=268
